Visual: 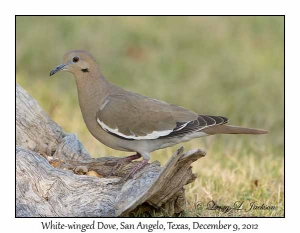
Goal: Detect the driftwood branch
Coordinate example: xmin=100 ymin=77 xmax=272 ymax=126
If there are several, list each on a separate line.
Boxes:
xmin=16 ymin=84 xmax=206 ymax=217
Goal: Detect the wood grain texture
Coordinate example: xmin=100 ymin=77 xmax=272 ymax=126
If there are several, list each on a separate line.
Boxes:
xmin=16 ymin=84 xmax=206 ymax=217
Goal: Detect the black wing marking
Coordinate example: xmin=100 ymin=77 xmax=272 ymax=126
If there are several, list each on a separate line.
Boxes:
xmin=100 ymin=114 xmax=228 ymax=140
xmin=160 ymin=115 xmax=228 ymax=139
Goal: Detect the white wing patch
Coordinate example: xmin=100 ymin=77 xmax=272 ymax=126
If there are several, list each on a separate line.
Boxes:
xmin=97 ymin=118 xmax=173 ymax=140
xmin=174 ymin=122 xmax=189 ymax=131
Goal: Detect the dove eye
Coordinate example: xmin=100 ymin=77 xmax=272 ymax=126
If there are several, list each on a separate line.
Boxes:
xmin=72 ymin=56 xmax=79 ymax=63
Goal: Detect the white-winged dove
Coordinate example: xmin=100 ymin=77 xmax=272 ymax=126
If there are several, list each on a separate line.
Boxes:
xmin=50 ymin=50 xmax=268 ymax=178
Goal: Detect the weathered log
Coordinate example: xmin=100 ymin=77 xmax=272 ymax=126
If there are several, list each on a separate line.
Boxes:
xmin=16 ymin=83 xmax=206 ymax=217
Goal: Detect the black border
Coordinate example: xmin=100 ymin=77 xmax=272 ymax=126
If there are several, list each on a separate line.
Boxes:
xmin=15 ymin=15 xmax=285 ymax=219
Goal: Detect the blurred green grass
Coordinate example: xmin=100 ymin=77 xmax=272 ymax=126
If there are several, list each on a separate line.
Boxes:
xmin=16 ymin=16 xmax=284 ymax=217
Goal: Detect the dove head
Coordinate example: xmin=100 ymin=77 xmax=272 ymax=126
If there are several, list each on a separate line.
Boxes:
xmin=50 ymin=50 xmax=99 ymax=77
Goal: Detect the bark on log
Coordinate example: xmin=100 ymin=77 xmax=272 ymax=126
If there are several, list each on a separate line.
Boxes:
xmin=16 ymin=84 xmax=206 ymax=217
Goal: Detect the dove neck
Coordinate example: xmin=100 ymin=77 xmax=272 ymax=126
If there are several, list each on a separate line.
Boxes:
xmin=74 ymin=69 xmax=112 ymax=115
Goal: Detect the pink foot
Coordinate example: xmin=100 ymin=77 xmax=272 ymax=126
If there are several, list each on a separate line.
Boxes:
xmin=108 ymin=153 xmax=141 ymax=176
xmin=123 ymin=158 xmax=149 ymax=180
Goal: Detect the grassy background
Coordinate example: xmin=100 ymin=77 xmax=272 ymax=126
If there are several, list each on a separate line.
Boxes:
xmin=16 ymin=16 xmax=284 ymax=217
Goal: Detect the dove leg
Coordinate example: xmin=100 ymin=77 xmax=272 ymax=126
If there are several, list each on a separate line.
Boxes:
xmin=108 ymin=153 xmax=141 ymax=176
xmin=124 ymin=158 xmax=149 ymax=180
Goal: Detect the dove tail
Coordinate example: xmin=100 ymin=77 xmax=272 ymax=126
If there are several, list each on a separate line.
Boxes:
xmin=203 ymin=125 xmax=268 ymax=135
